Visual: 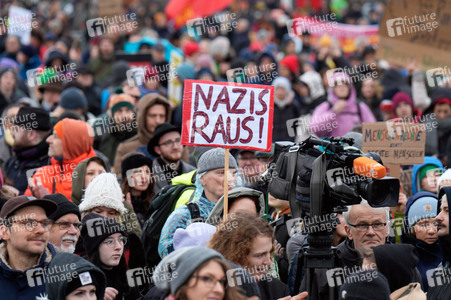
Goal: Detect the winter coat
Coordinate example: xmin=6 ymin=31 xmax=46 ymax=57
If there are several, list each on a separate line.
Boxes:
xmin=5 ymin=138 xmax=50 ymax=194
xmin=411 ymin=156 xmax=444 ymax=195
xmin=114 ymin=94 xmax=171 ymax=177
xmin=427 ymin=187 xmax=451 ymax=299
xmin=24 ymin=119 xmax=96 ymax=199
xmin=401 ymin=192 xmax=442 ymax=291
xmin=0 ymin=242 xmax=55 ymax=299
xmin=257 ymin=278 xmax=290 ymax=300
xmin=310 ymin=72 xmax=376 ymax=137
xmin=298 ymin=71 xmax=327 ymax=116
xmin=18 ymin=55 xmax=41 ymax=81
xmin=151 ymin=158 xmax=195 ymax=194
xmin=46 ymin=252 xmax=106 ymax=300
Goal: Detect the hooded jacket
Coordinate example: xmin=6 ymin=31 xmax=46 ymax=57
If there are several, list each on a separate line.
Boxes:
xmin=427 ymin=187 xmax=451 ymax=299
xmin=114 ymin=94 xmax=171 ymax=177
xmin=310 ymin=72 xmax=376 ymax=137
xmin=0 ymin=242 xmax=56 ymax=299
xmin=71 ymin=156 xmax=110 ymax=205
xmin=24 ymin=119 xmax=96 ymax=199
xmin=46 ymin=252 xmax=106 ymax=300
xmin=254 ymin=51 xmax=279 ymax=85
xmin=401 ymin=192 xmax=441 ymax=291
xmin=298 ymin=71 xmax=327 ymax=116
xmin=372 ymin=244 xmax=423 ymax=292
xmin=411 ymin=156 xmax=444 ymax=195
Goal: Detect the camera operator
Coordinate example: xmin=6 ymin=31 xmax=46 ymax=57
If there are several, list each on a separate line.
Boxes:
xmin=300 ymin=200 xmax=390 ymax=300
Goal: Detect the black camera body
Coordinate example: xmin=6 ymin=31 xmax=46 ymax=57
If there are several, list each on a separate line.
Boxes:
xmin=267 ymin=136 xmax=399 ymax=219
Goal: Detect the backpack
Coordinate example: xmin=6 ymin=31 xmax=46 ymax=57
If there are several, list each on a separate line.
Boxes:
xmin=141 ymin=184 xmax=198 ymax=269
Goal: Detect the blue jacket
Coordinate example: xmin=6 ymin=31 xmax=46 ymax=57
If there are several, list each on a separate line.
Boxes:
xmin=411 ymin=156 xmax=444 ymax=195
xmin=0 ymin=243 xmax=56 ymax=299
xmin=401 ymin=192 xmax=441 ymax=291
xmin=19 ymin=55 xmax=42 ymax=81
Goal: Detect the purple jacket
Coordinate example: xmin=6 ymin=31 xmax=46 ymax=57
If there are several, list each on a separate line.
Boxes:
xmin=310 ymin=72 xmax=376 ymax=137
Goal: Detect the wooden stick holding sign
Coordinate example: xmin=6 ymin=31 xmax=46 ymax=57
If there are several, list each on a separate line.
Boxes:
xmin=180 ymin=79 xmax=274 ymax=217
xmin=224 ymin=149 xmax=229 ymax=216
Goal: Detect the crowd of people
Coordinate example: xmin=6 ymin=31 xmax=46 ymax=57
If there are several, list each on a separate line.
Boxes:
xmin=0 ymin=0 xmax=450 ymax=299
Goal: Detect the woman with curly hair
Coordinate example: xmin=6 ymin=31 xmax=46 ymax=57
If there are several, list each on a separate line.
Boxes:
xmin=209 ymin=211 xmax=293 ymax=300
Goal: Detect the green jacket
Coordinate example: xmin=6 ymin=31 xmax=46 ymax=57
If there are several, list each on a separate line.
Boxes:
xmin=173 ymin=169 xmax=196 ymax=209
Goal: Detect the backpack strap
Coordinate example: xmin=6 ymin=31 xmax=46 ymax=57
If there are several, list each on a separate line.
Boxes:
xmin=186 ymin=202 xmax=205 ymax=223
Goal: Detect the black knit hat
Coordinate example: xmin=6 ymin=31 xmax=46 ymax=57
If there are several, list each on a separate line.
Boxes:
xmin=14 ymin=106 xmax=51 ymax=131
xmin=43 ymin=193 xmax=81 ymax=221
xmin=121 ymin=153 xmax=153 ymax=180
xmin=80 ymin=213 xmax=127 ymax=257
xmin=339 ymin=270 xmax=390 ymax=300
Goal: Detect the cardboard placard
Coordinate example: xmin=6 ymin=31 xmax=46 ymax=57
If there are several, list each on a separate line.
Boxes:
xmin=98 ymin=0 xmax=123 ymax=17
xmin=376 ymin=0 xmax=451 ymax=71
xmin=362 ymin=121 xmax=426 ymax=165
xmin=181 ymin=80 xmax=274 ymax=151
xmin=400 ymin=169 xmax=413 ymax=198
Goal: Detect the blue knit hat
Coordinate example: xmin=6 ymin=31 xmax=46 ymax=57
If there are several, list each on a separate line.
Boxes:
xmin=60 ymin=87 xmax=88 ymax=110
xmin=406 ymin=194 xmax=438 ymax=229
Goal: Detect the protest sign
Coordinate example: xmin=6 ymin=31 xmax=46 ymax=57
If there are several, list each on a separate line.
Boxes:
xmin=181 ymin=80 xmax=274 ymax=152
xmin=361 ymin=121 xmax=426 ymax=166
xmin=98 ymin=0 xmax=123 ymax=17
xmin=167 ymin=50 xmax=184 ymax=106
xmin=376 ymin=0 xmax=451 ymax=71
xmin=400 ymin=169 xmax=413 ymax=198
xmin=7 ymin=6 xmax=35 ymax=45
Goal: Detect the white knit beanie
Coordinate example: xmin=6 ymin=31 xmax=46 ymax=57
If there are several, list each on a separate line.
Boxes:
xmin=437 ymin=169 xmax=451 ymax=194
xmin=78 ymin=173 xmax=128 ymax=215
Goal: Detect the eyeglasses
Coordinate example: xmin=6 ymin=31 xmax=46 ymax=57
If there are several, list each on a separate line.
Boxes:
xmin=192 ymin=275 xmax=227 ymax=289
xmin=53 ymin=221 xmax=82 ymax=231
xmin=102 ymin=236 xmax=127 ymax=248
xmin=348 ymin=223 xmax=386 ymax=232
xmin=9 ymin=219 xmax=54 ymax=231
xmin=159 ymin=138 xmax=181 ymax=148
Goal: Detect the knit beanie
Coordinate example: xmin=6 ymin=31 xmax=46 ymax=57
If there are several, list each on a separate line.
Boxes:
xmin=44 ymin=193 xmax=81 ymax=221
xmin=78 ymin=173 xmax=127 ymax=215
xmin=19 ymin=45 xmax=36 ymax=58
xmin=437 ymin=169 xmax=451 ymax=193
xmin=183 ymin=41 xmax=200 ymax=57
xmin=406 ymin=193 xmax=438 ymax=229
xmin=60 ymin=87 xmax=88 ymax=110
xmin=153 ymin=247 xmax=224 ymax=295
xmin=197 ymin=148 xmax=238 ymax=173
xmin=391 ymin=92 xmax=414 ymax=114
xmin=339 ymin=270 xmax=391 ymax=300
xmin=121 ymin=153 xmax=153 ymax=180
xmin=80 ymin=213 xmax=127 ymax=257
xmin=173 ymin=223 xmax=217 ymax=250
xmin=280 ymin=55 xmax=299 ymax=75
xmin=14 ymin=106 xmax=51 ymax=131
xmin=419 ymin=165 xmax=442 ymax=183
xmin=109 ymin=94 xmax=135 ymax=115
xmin=175 ymin=63 xmax=196 ymax=81
xmin=65 ymin=269 xmax=101 ymax=296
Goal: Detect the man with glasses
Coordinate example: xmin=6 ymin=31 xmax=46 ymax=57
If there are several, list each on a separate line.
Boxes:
xmin=236 ymin=150 xmax=261 ymax=187
xmin=301 ymin=200 xmax=390 ymax=300
xmin=147 ymin=123 xmax=195 ymax=193
xmin=44 ymin=193 xmax=81 ymax=254
xmin=0 ymin=195 xmax=57 ymax=298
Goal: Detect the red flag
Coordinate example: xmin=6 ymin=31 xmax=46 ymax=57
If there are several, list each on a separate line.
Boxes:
xmin=165 ymin=0 xmax=234 ymax=28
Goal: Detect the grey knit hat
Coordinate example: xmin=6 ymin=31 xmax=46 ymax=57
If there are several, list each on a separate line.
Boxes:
xmin=197 ymin=148 xmax=238 ymax=173
xmin=152 ymin=247 xmax=224 ymax=294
